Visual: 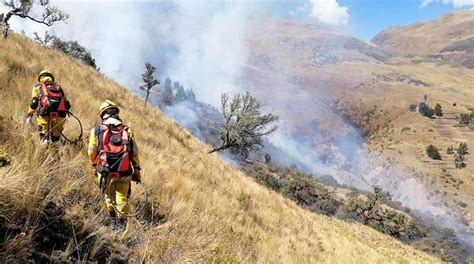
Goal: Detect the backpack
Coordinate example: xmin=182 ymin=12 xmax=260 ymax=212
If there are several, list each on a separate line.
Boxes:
xmin=38 ymin=82 xmax=68 ymax=117
xmin=96 ymin=124 xmax=133 ymax=177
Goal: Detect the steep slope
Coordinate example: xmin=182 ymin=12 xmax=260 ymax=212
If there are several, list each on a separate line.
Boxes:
xmin=244 ymin=19 xmax=391 ymax=187
xmin=0 ymin=34 xmax=436 ymax=262
xmin=242 ymin=14 xmax=474 ymax=254
xmin=372 ymin=11 xmax=474 ymax=67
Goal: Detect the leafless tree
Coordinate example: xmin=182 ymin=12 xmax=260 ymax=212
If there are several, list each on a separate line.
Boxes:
xmin=2 ymin=0 xmax=69 ymax=39
xmin=209 ymin=91 xmax=278 ymax=159
xmin=33 ymin=30 xmax=52 ymax=45
xmin=139 ymin=62 xmax=159 ymax=107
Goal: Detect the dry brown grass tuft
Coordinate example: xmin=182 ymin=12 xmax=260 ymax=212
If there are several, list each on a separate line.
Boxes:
xmin=0 ymin=32 xmax=437 ymax=262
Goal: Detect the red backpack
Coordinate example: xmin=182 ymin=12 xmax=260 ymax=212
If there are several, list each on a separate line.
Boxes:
xmin=96 ymin=124 xmax=133 ymax=177
xmin=39 ymin=82 xmax=68 ymax=117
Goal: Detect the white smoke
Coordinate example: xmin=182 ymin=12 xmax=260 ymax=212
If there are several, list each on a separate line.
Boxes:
xmin=165 ymin=2 xmax=249 ymax=106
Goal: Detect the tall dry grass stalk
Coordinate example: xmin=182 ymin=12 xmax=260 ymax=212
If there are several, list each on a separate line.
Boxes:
xmin=0 ymin=32 xmax=436 ymax=262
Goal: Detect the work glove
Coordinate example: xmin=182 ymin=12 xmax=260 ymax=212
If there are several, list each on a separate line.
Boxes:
xmin=132 ymin=169 xmax=141 ymax=183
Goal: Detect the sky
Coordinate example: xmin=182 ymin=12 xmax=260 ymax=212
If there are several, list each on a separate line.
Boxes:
xmin=334 ymin=0 xmax=468 ymax=40
xmin=2 ymin=0 xmax=473 ymax=40
xmin=270 ymin=0 xmax=474 ymax=40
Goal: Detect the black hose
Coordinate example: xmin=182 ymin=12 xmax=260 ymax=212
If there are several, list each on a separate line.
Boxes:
xmin=61 ymin=111 xmax=83 ymax=144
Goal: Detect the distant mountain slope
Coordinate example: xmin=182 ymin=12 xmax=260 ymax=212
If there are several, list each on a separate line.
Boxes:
xmin=0 ymin=32 xmax=436 ymax=262
xmin=242 ymin=14 xmax=474 ymax=255
xmin=372 ymin=11 xmax=474 ymax=67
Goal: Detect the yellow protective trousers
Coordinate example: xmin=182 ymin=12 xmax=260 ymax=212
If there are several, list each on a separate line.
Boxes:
xmin=97 ymin=174 xmax=132 ymax=219
xmin=36 ymin=115 xmax=66 ymax=141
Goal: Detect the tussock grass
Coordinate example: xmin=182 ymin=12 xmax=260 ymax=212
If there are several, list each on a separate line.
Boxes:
xmin=0 ymin=32 xmax=437 ymax=262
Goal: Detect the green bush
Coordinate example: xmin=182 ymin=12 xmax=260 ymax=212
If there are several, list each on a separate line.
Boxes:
xmin=459 ymin=112 xmax=474 ymax=126
xmin=246 ymin=165 xmax=341 ymax=215
xmin=247 ymin=166 xmax=282 ymax=191
xmin=453 ymin=143 xmax=468 ymax=169
xmin=418 ymin=102 xmax=435 ymax=117
xmin=47 ymin=36 xmax=98 ymax=70
xmin=337 ymin=186 xmax=425 ymax=242
xmin=457 ymin=142 xmax=469 ymax=156
xmin=281 ymin=177 xmax=341 ymax=215
xmin=426 ymin=145 xmax=442 ymax=160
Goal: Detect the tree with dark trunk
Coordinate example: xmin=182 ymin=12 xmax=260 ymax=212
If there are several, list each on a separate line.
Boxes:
xmin=209 ymin=91 xmax=278 ymax=159
xmin=2 ymin=0 xmax=68 ymax=39
xmin=161 ymin=78 xmax=175 ymax=105
xmin=174 ymin=81 xmax=186 ymax=102
xmin=139 ymin=62 xmax=159 ymax=107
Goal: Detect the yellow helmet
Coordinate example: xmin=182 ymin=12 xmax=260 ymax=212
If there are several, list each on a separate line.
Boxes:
xmin=99 ymin=100 xmax=120 ymax=117
xmin=38 ymin=69 xmax=55 ymax=82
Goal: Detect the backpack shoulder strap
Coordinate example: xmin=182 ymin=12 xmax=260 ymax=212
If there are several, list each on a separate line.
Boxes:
xmin=95 ymin=125 xmax=108 ymax=151
xmin=120 ymin=124 xmax=129 ymax=142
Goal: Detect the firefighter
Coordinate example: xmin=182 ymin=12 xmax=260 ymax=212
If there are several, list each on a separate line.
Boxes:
xmin=26 ymin=70 xmax=71 ymax=146
xmin=88 ymin=100 xmax=141 ymax=230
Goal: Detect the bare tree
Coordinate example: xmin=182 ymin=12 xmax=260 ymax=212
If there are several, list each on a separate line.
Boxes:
xmin=209 ymin=91 xmax=278 ymax=159
xmin=33 ymin=30 xmax=52 ymax=45
xmin=2 ymin=0 xmax=69 ymax=39
xmin=139 ymin=62 xmax=159 ymax=107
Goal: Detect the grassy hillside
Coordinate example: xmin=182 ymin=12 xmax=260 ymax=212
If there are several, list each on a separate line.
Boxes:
xmin=243 ymin=13 xmax=474 ymax=233
xmin=0 ymin=33 xmax=437 ymax=262
xmin=372 ymin=11 xmax=474 ymax=56
xmin=372 ymin=11 xmax=474 ymax=68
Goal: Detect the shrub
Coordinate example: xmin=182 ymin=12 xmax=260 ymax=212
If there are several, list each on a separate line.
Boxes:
xmin=459 ymin=112 xmax=473 ymax=126
xmin=447 ymin=146 xmax=454 ymax=155
xmin=264 ymin=153 xmax=272 ymax=164
xmin=49 ymin=37 xmax=97 ymax=69
xmin=418 ymin=102 xmax=434 ymax=117
xmin=415 ymin=228 xmax=470 ymax=263
xmin=434 ymin=103 xmax=443 ymax=117
xmin=248 ymin=167 xmax=282 ymax=191
xmin=454 ymin=154 xmax=466 ymax=169
xmin=454 ymin=143 xmax=468 ymax=169
xmin=457 ymin=142 xmax=469 ymax=156
xmin=338 ymin=186 xmax=425 ymax=242
xmin=281 ymin=177 xmax=341 ymax=215
xmin=426 ymin=145 xmax=442 ymax=160
xmin=246 ymin=165 xmax=341 ymax=215
xmin=408 ymin=104 xmax=417 ymax=112
xmin=210 ymin=92 xmax=278 ymax=159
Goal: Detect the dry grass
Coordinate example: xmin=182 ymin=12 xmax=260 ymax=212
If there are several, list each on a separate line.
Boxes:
xmin=372 ymin=10 xmax=474 ymax=56
xmin=0 ymin=32 xmax=437 ymax=262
